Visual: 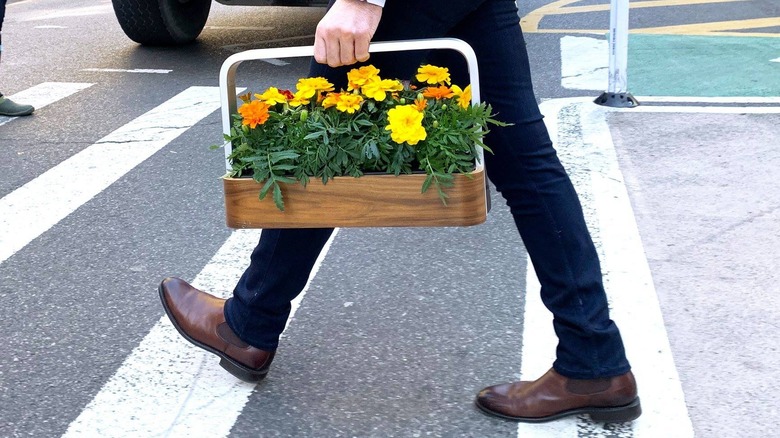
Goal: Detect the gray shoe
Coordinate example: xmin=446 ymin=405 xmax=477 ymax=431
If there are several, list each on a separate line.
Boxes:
xmin=0 ymin=96 xmax=35 ymax=116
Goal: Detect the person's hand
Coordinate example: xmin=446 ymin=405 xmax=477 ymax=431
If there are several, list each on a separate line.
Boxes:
xmin=314 ymin=0 xmax=383 ymax=67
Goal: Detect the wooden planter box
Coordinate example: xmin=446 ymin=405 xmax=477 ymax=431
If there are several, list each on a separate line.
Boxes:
xmin=219 ymin=39 xmax=490 ymax=229
xmin=223 ymin=168 xmax=488 ymax=228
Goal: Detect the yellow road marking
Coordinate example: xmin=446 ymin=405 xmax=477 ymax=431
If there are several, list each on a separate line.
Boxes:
xmin=633 ymin=17 xmax=780 ymax=35
xmin=521 ymin=0 xmax=780 ymax=37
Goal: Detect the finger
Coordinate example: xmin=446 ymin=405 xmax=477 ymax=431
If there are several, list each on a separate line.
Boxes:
xmin=340 ymin=36 xmax=357 ymax=66
xmin=355 ymin=37 xmax=370 ymax=63
xmin=314 ymin=36 xmax=328 ymax=65
xmin=327 ymin=35 xmax=342 ymax=67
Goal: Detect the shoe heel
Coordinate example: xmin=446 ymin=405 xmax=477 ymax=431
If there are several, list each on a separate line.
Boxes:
xmin=589 ymin=397 xmax=642 ymax=423
xmin=219 ymin=358 xmax=268 ymax=383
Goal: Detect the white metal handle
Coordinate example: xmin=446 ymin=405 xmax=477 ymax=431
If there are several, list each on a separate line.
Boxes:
xmin=218 ymin=38 xmax=483 ymax=172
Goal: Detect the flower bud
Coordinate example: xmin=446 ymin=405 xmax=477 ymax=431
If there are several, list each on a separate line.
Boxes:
xmin=300 ymin=109 xmax=309 ymax=122
xmin=433 ymin=120 xmax=439 ymax=128
xmin=442 ymin=104 xmax=448 ymax=110
xmin=399 ymin=98 xmax=406 ymax=104
xmin=242 ymin=125 xmax=250 ymax=134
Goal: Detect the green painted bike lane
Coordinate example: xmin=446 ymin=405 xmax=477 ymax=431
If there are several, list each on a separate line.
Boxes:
xmin=628 ymin=34 xmax=780 ymax=97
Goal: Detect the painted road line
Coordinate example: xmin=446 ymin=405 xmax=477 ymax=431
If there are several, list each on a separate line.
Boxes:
xmin=262 ymin=58 xmax=291 ymax=67
xmin=517 ymin=98 xmax=694 ymax=437
xmin=17 ymin=4 xmax=112 ymax=21
xmin=0 ymin=86 xmax=228 ymax=265
xmin=34 ymin=25 xmax=66 ymax=29
xmin=632 ymin=17 xmax=780 ymax=37
xmin=521 ymin=0 xmax=774 ymax=36
xmin=62 ymin=229 xmax=339 ymax=437
xmin=82 ymin=68 xmax=172 ymax=74
xmin=628 ymin=106 xmax=780 ymax=114
xmin=580 ymin=101 xmax=694 ymax=437
xmin=205 ymin=25 xmax=274 ymax=31
xmin=561 ymin=36 xmax=607 ymax=91
xmin=0 ymin=82 xmax=93 ymax=127
xmin=772 ymin=58 xmax=780 ymax=63
xmin=222 ymin=35 xmax=315 ymax=53
xmin=637 ymin=96 xmax=780 ymax=104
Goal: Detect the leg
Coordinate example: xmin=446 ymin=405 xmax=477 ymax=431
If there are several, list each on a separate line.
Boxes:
xmin=443 ymin=0 xmax=630 ymax=379
xmin=436 ymin=0 xmax=639 ymax=422
xmin=224 ymin=228 xmax=335 ymax=350
xmin=160 ymin=227 xmax=334 ymax=382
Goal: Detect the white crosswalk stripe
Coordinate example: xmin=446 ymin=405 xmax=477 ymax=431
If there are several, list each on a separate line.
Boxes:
xmin=0 ymin=86 xmax=225 ymax=265
xmin=0 ymin=82 xmax=93 ymax=127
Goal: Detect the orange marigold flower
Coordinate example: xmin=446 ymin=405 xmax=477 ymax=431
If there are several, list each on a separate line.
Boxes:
xmin=238 ymin=100 xmax=270 ymax=129
xmin=451 ymin=84 xmax=472 ymax=109
xmin=416 ymin=65 xmax=451 ymax=85
xmin=322 ymin=92 xmax=341 ymax=109
xmin=422 ymin=85 xmax=455 ymax=100
xmin=347 ymin=65 xmax=381 ymax=91
xmin=413 ymin=96 xmax=427 ymax=112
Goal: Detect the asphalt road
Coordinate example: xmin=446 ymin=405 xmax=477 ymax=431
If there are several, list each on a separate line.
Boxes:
xmin=0 ymin=0 xmax=778 ymax=437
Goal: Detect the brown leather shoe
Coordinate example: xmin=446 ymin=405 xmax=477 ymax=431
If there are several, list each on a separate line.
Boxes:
xmin=158 ymin=277 xmax=275 ymax=383
xmin=475 ymin=368 xmax=641 ymax=423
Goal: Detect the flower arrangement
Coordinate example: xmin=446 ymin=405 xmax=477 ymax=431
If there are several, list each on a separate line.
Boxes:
xmin=219 ymin=64 xmax=505 ymax=211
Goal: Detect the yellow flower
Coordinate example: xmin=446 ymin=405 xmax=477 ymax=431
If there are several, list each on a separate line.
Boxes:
xmin=422 ymin=85 xmax=455 ymax=100
xmin=416 ymin=65 xmax=451 ymax=85
xmin=288 ymin=90 xmax=310 ymax=107
xmin=254 ymin=87 xmax=288 ymax=105
xmin=385 ymin=104 xmax=427 ymax=145
xmin=347 ymin=65 xmax=381 ymax=91
xmin=237 ymin=100 xmax=270 ymax=129
xmin=362 ymin=78 xmax=404 ymax=101
xmin=451 ymin=84 xmax=472 ymax=109
xmin=322 ymin=92 xmax=341 ymax=109
xmin=336 ymin=94 xmax=364 ymax=113
xmin=296 ymin=77 xmax=335 ymax=99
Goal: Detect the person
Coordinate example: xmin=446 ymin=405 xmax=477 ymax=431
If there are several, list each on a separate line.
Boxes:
xmin=0 ymin=0 xmax=34 ymax=117
xmin=159 ymin=0 xmax=642 ymax=424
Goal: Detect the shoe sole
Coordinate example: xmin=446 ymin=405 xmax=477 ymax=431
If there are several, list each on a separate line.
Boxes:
xmin=157 ymin=284 xmax=269 ymax=383
xmin=475 ymin=396 xmax=642 ymax=423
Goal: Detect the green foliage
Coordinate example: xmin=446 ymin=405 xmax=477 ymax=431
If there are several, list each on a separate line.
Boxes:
xmin=219 ymin=71 xmax=507 ymax=211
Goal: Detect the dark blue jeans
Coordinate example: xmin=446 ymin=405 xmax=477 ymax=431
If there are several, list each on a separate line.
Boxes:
xmin=224 ymin=0 xmax=631 ymax=379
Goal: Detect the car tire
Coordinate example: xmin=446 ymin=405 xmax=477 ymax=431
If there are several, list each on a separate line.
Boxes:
xmin=112 ymin=0 xmax=212 ymax=46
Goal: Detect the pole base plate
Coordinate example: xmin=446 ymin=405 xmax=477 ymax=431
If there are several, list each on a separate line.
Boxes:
xmin=594 ymin=92 xmax=640 ymax=108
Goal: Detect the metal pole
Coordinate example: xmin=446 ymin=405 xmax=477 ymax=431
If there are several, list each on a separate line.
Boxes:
xmin=595 ymin=0 xmax=639 ymax=107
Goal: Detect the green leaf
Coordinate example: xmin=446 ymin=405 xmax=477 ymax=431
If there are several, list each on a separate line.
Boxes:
xmin=272 ymin=183 xmax=285 ymax=211
xmin=421 ymin=174 xmax=433 ymax=193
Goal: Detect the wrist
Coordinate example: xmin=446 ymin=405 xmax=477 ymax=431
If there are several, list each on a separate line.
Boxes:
xmin=361 ymin=0 xmax=385 ymax=7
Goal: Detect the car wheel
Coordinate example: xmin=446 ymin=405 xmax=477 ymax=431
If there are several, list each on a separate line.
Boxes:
xmin=112 ymin=0 xmax=212 ymax=46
